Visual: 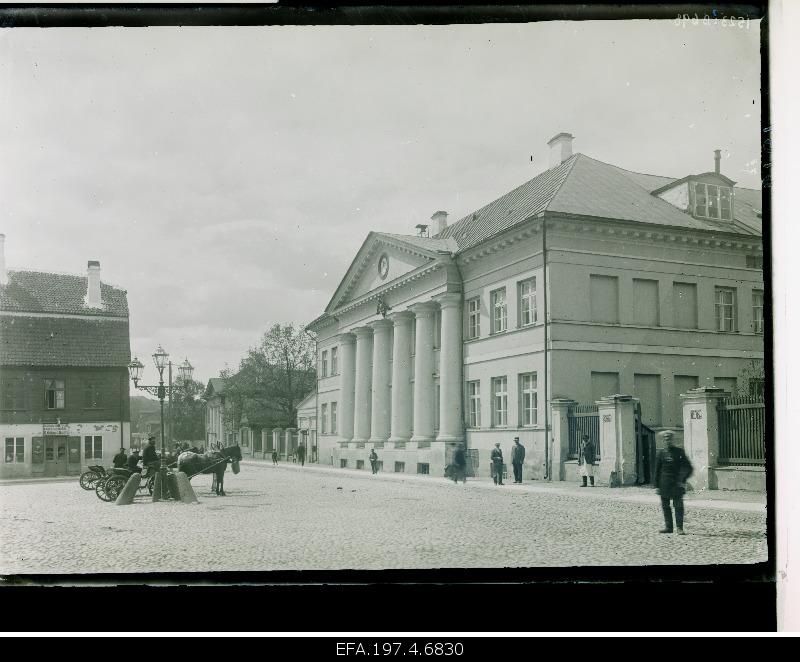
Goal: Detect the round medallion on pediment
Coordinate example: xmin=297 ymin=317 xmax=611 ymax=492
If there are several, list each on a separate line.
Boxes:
xmin=377 ymin=253 xmax=389 ymax=280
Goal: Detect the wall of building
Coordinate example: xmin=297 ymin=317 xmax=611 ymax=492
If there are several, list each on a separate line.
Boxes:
xmin=1 ymin=420 xmax=130 ymax=478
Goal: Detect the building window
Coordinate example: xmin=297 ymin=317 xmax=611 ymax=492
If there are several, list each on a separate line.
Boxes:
xmin=44 ymin=379 xmax=65 ymax=409
xmin=467 ymin=297 xmax=481 ymax=339
xmin=746 ymin=255 xmax=763 ymax=269
xmin=518 ymin=278 xmax=536 ymax=327
xmin=417 ymin=463 xmax=430 ymax=475
xmin=84 ymin=435 xmax=102 ymax=460
xmin=519 ymin=373 xmax=538 ymax=426
xmin=340 ymin=459 xmax=348 ymax=468
xmin=492 ymin=376 xmax=508 ymax=427
xmin=4 ymin=437 xmax=24 ymax=463
xmin=330 ymin=347 xmax=338 ymax=375
xmin=320 ymin=404 xmax=328 ymax=434
xmin=590 ymin=275 xmax=619 ymax=324
xmin=330 ymin=402 xmax=338 ymax=434
xmin=394 ymin=461 xmax=405 ymax=473
xmin=714 ymin=287 xmax=738 ymax=332
xmin=632 ymin=279 xmax=659 ymax=326
xmin=83 ymin=381 xmax=103 ymax=409
xmin=321 ymin=350 xmax=328 ymax=378
xmin=673 ymin=282 xmax=698 ymax=329
xmin=491 ymin=288 xmax=507 ymax=333
xmin=752 ymin=290 xmax=764 ymax=334
xmin=694 ymin=182 xmax=733 ymax=221
xmin=356 ymin=459 xmax=365 ymax=470
xmin=467 ymin=380 xmax=481 ymax=428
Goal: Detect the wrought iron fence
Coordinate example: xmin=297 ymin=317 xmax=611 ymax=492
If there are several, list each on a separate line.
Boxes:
xmin=717 ymin=396 xmax=765 ymax=465
xmin=567 ymin=404 xmax=600 ymax=460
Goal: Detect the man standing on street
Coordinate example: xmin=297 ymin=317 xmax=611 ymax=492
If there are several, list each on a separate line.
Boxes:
xmin=142 ymin=436 xmax=159 ymax=475
xmin=491 ymin=442 xmax=504 ymax=485
xmin=579 ymin=434 xmax=597 ymax=487
xmin=369 ymin=448 xmax=379 ymax=474
xmin=452 ymin=443 xmax=467 ymax=484
xmin=297 ymin=442 xmax=306 ymax=467
xmin=654 ymin=431 xmax=693 ymax=535
xmin=113 ymin=447 xmax=128 ymax=469
xmin=511 ymin=437 xmax=525 ymax=484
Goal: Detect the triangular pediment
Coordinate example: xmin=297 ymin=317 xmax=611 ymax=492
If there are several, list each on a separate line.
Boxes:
xmin=325 ymin=233 xmax=442 ymax=312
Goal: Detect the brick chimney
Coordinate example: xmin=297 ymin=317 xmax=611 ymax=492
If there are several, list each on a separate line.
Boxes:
xmin=431 ymin=210 xmax=448 ymax=236
xmin=548 ymin=132 xmax=574 ymax=169
xmin=714 ymin=149 xmax=721 ymax=174
xmin=85 ymin=260 xmax=102 ymax=308
xmin=0 ymin=234 xmax=7 ymax=286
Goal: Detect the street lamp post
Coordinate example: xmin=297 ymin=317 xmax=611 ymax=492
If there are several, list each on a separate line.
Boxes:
xmin=128 ymin=347 xmax=194 ymax=498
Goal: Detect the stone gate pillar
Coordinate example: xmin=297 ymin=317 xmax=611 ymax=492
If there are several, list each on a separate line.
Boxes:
xmin=681 ymin=386 xmax=728 ymax=491
xmin=549 ymin=398 xmax=575 ymax=481
xmin=597 ymin=395 xmax=638 ymax=486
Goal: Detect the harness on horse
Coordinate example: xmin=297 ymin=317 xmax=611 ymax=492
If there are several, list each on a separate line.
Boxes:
xmin=186 ymin=455 xmax=230 ymax=480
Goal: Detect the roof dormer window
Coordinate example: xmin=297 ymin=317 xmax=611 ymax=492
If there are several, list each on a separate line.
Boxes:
xmin=694 ymin=182 xmax=732 ymax=221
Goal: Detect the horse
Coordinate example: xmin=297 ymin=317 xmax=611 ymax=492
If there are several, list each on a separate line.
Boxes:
xmin=177 ymin=444 xmax=242 ymax=496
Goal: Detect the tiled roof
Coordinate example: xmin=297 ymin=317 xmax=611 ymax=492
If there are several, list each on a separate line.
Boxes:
xmin=0 ymin=315 xmax=131 ymax=367
xmin=438 ymin=154 xmax=763 ymax=252
xmin=0 ymin=270 xmax=129 ymax=317
xmin=206 ymin=377 xmax=227 ymax=396
xmin=438 ymin=154 xmax=577 ymax=251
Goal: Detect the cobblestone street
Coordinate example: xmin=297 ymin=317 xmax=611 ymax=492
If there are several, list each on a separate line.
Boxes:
xmin=0 ymin=462 xmax=767 ymax=575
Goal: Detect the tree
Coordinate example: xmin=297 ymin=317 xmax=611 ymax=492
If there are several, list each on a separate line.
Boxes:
xmin=169 ymin=378 xmax=206 ymax=442
xmin=221 ymin=323 xmax=316 ymax=431
xmin=736 ymin=359 xmax=766 ymax=398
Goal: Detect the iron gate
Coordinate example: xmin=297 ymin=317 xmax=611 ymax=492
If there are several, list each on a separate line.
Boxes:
xmin=718 ymin=396 xmax=765 ymax=465
xmin=567 ymin=404 xmax=600 ymax=460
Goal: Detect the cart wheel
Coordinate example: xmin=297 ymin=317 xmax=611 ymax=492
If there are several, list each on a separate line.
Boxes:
xmin=103 ymin=476 xmax=125 ymax=501
xmin=80 ymin=471 xmax=99 ymax=491
xmin=95 ymin=478 xmax=114 ymax=502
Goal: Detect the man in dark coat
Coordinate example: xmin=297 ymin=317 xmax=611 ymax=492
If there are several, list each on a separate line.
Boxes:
xmin=112 ymin=447 xmax=128 ymax=469
xmin=579 ymin=434 xmax=597 ymax=487
xmin=126 ymin=449 xmax=141 ymax=473
xmin=654 ymin=431 xmax=694 ymax=535
xmin=490 ymin=442 xmax=504 ymax=485
xmin=369 ymin=448 xmax=379 ymax=474
xmin=297 ymin=443 xmax=306 ymax=467
xmin=452 ymin=443 xmax=467 ymax=484
xmin=511 ymin=437 xmax=526 ymax=484
xmin=142 ymin=437 xmax=159 ymax=474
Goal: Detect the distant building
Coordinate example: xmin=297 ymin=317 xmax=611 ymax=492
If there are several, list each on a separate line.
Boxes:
xmin=296 ymin=388 xmax=317 ymax=462
xmin=306 ymin=135 xmax=764 ymax=481
xmin=0 ymin=239 xmax=131 ymax=478
xmin=204 ymin=377 xmax=233 ymax=448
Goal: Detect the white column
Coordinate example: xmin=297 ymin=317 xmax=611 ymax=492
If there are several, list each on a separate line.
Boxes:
xmin=436 ymin=293 xmax=464 ymax=443
xmin=352 ymin=326 xmax=374 ymax=443
xmin=338 ymin=333 xmax=356 ymax=442
xmin=389 ymin=311 xmax=414 ymax=443
xmin=369 ymin=319 xmax=392 ymax=443
xmin=411 ymin=302 xmax=437 ymax=443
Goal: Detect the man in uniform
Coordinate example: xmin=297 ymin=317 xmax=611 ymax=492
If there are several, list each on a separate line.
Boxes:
xmin=654 ymin=431 xmax=694 ymax=535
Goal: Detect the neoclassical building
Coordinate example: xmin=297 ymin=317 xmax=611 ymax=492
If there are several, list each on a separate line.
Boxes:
xmin=306 ymin=134 xmax=764 ymax=480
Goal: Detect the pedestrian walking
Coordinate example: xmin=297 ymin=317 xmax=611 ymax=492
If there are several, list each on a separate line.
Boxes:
xmin=452 ymin=443 xmax=467 ymax=484
xmin=578 ymin=434 xmax=597 ymax=487
xmin=297 ymin=443 xmax=306 ymax=467
xmin=490 ymin=442 xmax=504 ymax=485
xmin=511 ymin=437 xmax=525 ymax=483
xmin=369 ymin=448 xmax=379 ymax=474
xmin=272 ymin=449 xmax=279 ymax=465
xmin=654 ymin=431 xmax=693 ymax=535
xmin=112 ymin=447 xmax=128 ymax=469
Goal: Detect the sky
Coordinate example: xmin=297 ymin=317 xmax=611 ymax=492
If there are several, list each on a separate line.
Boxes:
xmin=0 ymin=19 xmax=762 ymax=385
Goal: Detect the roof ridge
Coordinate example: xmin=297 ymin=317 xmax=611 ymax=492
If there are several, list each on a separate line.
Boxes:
xmin=6 ymin=268 xmax=128 ymax=292
xmin=541 ymin=152 xmax=582 ymax=213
